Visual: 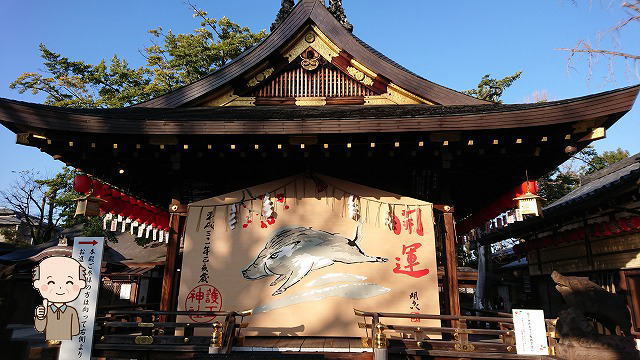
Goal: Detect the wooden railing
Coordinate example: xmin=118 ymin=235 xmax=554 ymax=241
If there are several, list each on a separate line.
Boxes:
xmin=355 ymin=309 xmax=557 ymax=359
xmin=93 ymin=310 xmax=251 ymax=358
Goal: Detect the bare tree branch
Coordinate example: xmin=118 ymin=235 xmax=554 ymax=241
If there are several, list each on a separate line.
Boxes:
xmin=558 ymin=47 xmax=640 ymax=61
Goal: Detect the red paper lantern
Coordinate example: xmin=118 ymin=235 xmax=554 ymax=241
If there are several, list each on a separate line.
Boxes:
xmin=109 ymin=198 xmax=123 ymax=215
xmin=100 ymin=196 xmax=116 ymax=213
xmin=98 ymin=184 xmax=112 ymax=199
xmin=91 ymin=180 xmax=103 ymax=196
xmin=121 ymin=201 xmax=133 ymax=219
xmin=134 ymin=207 xmax=144 ymax=223
xmin=73 ymin=175 xmax=92 ymax=194
xmin=111 ymin=189 xmax=121 ymax=198
xmin=141 ymin=210 xmax=152 ymax=225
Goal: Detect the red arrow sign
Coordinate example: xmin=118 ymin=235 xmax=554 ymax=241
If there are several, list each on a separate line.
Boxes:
xmin=78 ymin=240 xmax=98 ymax=246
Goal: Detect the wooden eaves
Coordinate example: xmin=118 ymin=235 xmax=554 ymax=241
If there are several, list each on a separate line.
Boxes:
xmin=0 ymin=85 xmax=638 ymax=135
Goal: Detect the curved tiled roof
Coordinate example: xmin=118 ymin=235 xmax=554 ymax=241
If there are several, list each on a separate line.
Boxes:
xmin=135 ymin=0 xmax=487 ymax=108
xmin=546 ymin=152 xmax=640 ymax=211
xmin=0 ymin=85 xmax=637 ymax=135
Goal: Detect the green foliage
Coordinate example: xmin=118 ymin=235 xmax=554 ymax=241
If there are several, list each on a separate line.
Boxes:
xmin=463 ymin=71 xmax=523 ymax=103
xmin=0 ymin=168 xmax=76 ymax=244
xmin=537 ymin=146 xmax=630 ymax=205
xmin=581 ymin=148 xmax=630 ymax=175
xmin=537 ymin=168 xmax=581 ymax=205
xmin=79 ymin=217 xmax=118 ymax=243
xmin=0 ymin=167 xmax=120 ymax=244
xmin=0 ymin=227 xmax=26 ymax=247
xmin=10 ymin=8 xmax=267 ymax=108
xmin=37 ymin=166 xmax=78 ymax=228
xmin=134 ymin=236 xmax=154 ymax=247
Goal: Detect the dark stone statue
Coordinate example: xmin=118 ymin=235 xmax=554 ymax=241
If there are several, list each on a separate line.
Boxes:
xmin=328 ymin=0 xmax=353 ymax=32
xmin=552 ymin=271 xmax=631 ymax=335
xmin=551 ymin=271 xmax=638 ymax=360
xmin=271 ymin=0 xmax=295 ymax=32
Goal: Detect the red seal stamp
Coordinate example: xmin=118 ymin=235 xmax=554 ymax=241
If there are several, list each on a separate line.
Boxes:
xmin=184 ymin=284 xmax=222 ymax=322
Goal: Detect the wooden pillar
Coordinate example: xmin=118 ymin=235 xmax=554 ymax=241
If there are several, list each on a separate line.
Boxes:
xmin=160 ymin=199 xmax=187 ymax=313
xmin=437 ymin=205 xmax=460 ymax=318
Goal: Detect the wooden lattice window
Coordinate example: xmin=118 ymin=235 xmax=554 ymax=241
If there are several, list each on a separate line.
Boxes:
xmin=253 ymin=64 xmax=377 ymax=98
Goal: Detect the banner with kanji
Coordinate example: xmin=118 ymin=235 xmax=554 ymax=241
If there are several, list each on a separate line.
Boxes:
xmin=177 ymin=174 xmax=439 ymax=337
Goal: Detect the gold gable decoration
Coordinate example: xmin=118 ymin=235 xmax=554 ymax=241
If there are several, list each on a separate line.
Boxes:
xmin=252 ymin=63 xmax=378 ymax=98
xmin=201 ymin=26 xmax=433 ymax=107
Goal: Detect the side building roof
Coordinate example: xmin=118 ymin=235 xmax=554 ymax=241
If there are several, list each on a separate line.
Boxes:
xmin=546 ymin=152 xmax=640 ymax=211
xmin=478 ymin=151 xmax=640 ymax=245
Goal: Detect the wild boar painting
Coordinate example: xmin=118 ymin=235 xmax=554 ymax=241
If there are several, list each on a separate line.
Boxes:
xmin=242 ymin=226 xmax=388 ymax=296
xmin=177 ymin=175 xmax=441 ymax=337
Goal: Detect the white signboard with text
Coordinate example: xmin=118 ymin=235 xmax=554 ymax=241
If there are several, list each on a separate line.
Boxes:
xmin=58 ymin=237 xmax=104 ymax=360
xmin=512 ymin=309 xmax=549 ymax=355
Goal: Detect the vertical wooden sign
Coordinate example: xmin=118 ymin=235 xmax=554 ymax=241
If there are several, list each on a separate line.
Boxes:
xmin=58 ymin=237 xmax=104 ymax=360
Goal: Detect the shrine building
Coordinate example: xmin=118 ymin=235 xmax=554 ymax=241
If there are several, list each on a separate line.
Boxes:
xmin=0 ymin=0 xmax=638 ymax=358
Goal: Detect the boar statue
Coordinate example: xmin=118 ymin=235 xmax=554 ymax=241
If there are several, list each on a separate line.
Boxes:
xmin=551 ymin=271 xmax=638 ymax=360
xmin=242 ymin=225 xmax=387 ymax=296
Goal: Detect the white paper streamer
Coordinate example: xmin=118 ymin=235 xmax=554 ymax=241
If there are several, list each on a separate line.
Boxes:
xmin=137 ymin=224 xmax=145 ymax=238
xmin=347 ymin=195 xmax=360 ymax=221
xmin=384 ymin=204 xmax=394 ymax=230
xmin=262 ymin=193 xmax=274 ymax=218
xmin=228 ymin=204 xmax=238 ymax=230
xmin=110 ymin=218 xmax=118 ymax=232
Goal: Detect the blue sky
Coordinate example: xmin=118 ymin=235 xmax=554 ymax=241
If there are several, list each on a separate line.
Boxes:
xmin=0 ymin=0 xmax=638 ymax=190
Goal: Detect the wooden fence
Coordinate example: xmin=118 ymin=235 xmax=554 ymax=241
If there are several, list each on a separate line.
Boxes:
xmin=355 ymin=309 xmax=557 ymax=360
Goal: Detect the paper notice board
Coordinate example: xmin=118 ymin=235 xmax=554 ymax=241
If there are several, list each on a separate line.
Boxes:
xmin=512 ymin=309 xmax=549 ymax=355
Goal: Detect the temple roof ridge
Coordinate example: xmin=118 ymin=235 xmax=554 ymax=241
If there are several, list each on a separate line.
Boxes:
xmin=134 ymin=0 xmax=487 ymax=108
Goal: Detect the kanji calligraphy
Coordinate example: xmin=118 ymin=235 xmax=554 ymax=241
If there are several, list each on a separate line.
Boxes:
xmin=185 ymin=284 xmax=223 ymax=322
xmin=393 ymin=243 xmax=430 ymax=278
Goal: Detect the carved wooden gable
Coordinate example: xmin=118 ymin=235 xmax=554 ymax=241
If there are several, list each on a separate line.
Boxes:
xmin=201 ymin=26 xmax=433 ymax=107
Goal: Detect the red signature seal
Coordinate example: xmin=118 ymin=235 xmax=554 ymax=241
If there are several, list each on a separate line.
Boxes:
xmin=184 ymin=284 xmax=222 ymax=322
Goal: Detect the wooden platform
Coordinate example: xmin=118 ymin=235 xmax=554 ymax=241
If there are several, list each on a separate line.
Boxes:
xmin=234 ymin=337 xmax=372 ymax=353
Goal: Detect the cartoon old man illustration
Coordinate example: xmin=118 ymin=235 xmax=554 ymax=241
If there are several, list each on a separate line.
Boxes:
xmin=32 ymin=256 xmax=87 ymax=340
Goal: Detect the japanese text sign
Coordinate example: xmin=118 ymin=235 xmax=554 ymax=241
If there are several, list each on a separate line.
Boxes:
xmin=58 ymin=237 xmax=104 ymax=360
xmin=512 ymin=309 xmax=549 ymax=355
xmin=177 ymin=175 xmax=440 ymax=337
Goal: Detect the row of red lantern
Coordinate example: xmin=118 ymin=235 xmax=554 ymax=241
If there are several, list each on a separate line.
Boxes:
xmin=73 ymin=175 xmax=170 ymax=231
xmin=517 ymin=216 xmax=640 ymax=253
xmin=458 ymin=181 xmax=539 ymax=235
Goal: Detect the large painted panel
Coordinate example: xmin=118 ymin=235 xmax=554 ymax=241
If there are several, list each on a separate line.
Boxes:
xmin=177 ymin=174 xmax=440 ymax=337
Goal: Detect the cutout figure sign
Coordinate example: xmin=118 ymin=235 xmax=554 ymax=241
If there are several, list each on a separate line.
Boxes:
xmin=33 ymin=256 xmax=87 ymax=340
